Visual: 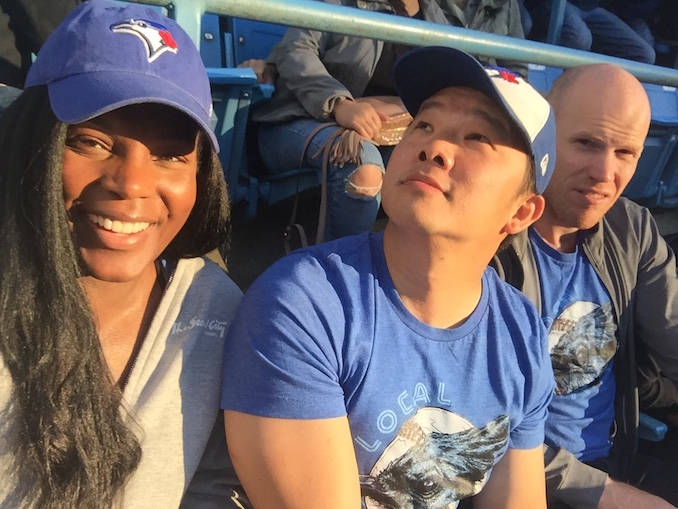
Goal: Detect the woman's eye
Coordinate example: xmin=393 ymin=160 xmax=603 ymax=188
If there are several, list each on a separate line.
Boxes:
xmin=152 ymin=154 xmax=187 ymax=164
xmin=416 ymin=121 xmax=433 ymax=132
xmin=65 ymin=135 xmax=108 ymax=151
xmin=154 ymin=155 xmax=178 ymax=162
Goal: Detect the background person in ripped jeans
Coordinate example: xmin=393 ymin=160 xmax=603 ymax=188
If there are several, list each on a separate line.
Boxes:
xmin=249 ymin=0 xmax=454 ymax=243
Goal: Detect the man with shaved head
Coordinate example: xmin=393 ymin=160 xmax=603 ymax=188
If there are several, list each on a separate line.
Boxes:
xmin=493 ymin=64 xmax=678 ymax=508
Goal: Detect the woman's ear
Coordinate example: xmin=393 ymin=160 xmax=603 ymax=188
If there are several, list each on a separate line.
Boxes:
xmin=503 ymin=194 xmax=545 ymax=235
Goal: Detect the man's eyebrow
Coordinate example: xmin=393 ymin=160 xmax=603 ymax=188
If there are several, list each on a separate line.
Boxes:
xmin=572 ymin=131 xmax=644 ymax=153
xmin=418 ymin=98 xmax=446 ymax=115
xmin=418 ymin=98 xmax=515 ymax=140
xmin=470 ymin=107 xmax=514 ymax=140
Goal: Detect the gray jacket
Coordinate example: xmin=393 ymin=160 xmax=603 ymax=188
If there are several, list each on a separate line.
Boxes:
xmin=492 ymin=197 xmax=678 ymax=481
xmin=439 ymin=0 xmax=528 ymax=75
xmin=253 ymin=0 xmax=525 ymax=124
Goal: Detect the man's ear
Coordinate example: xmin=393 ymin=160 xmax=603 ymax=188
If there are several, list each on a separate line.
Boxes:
xmin=503 ymin=194 xmax=545 ymax=235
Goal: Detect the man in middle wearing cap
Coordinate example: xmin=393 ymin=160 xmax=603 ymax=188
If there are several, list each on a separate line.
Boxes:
xmin=221 ymin=46 xmax=556 ymax=508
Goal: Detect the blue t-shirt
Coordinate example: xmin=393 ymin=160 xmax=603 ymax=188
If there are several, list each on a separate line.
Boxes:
xmin=530 ymin=228 xmax=617 ymax=462
xmin=222 ymin=232 xmax=554 ymax=507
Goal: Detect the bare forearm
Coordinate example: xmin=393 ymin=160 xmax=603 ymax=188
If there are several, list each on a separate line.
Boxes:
xmin=598 ymin=477 xmax=677 ymax=509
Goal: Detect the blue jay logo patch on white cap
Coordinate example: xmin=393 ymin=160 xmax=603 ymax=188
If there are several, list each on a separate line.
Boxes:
xmin=484 ymin=67 xmax=549 ymax=146
xmin=111 ymin=19 xmax=178 ymax=63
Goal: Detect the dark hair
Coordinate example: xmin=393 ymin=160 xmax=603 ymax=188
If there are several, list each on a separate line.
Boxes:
xmin=164 ymin=124 xmax=231 ymax=259
xmin=520 ymin=156 xmax=537 ymax=197
xmin=0 ymin=86 xmax=230 ymax=508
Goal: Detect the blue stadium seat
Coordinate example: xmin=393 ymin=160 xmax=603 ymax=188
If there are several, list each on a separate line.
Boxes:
xmin=653 ymin=139 xmax=678 ymax=208
xmin=207 ymin=67 xmax=260 ymax=216
xmin=639 ymin=412 xmax=670 ymax=442
xmin=624 ymin=84 xmax=678 ymax=207
xmin=623 ymin=127 xmax=678 ymax=207
xmin=526 ymin=64 xmax=563 ymax=94
xmin=645 ymin=83 xmax=678 ymax=126
xmin=230 ymin=18 xmax=287 ymax=67
xmin=203 ymin=15 xmax=324 ymax=220
xmin=198 ymin=13 xmax=307 ymax=219
xmin=200 ymin=14 xmax=224 ymax=68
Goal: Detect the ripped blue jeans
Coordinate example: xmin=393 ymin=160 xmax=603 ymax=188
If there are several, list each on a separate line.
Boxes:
xmin=259 ymin=118 xmax=392 ymax=242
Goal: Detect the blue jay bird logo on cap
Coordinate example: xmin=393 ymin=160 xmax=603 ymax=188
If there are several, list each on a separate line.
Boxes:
xmin=111 ymin=19 xmax=178 ymax=63
xmin=485 ymin=66 xmax=521 ymax=84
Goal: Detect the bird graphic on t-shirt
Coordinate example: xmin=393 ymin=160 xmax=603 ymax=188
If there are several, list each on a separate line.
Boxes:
xmin=360 ymin=413 xmax=509 ymax=508
xmin=550 ymin=302 xmax=617 ymax=395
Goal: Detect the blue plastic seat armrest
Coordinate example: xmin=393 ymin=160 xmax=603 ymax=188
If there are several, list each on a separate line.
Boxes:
xmin=257 ymin=83 xmax=275 ymax=100
xmin=207 ymin=67 xmax=258 ymax=86
xmin=638 ymin=412 xmax=669 ymax=442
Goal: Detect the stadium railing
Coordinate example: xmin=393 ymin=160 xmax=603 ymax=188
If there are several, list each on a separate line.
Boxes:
xmin=123 ymin=0 xmax=677 ymax=443
xmin=127 ymin=0 xmax=678 ymax=221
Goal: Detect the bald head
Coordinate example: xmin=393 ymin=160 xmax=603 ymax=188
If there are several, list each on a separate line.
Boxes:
xmin=534 ymin=64 xmax=652 ymax=247
xmin=548 ymin=64 xmax=651 ymax=130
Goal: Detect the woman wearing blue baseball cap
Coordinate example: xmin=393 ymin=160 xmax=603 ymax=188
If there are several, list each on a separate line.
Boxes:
xmin=0 ymin=1 xmax=246 ymax=508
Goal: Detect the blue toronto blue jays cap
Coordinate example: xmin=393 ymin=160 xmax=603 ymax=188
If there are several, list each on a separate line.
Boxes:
xmin=394 ymin=46 xmax=556 ymax=194
xmin=25 ymin=0 xmax=219 ymax=152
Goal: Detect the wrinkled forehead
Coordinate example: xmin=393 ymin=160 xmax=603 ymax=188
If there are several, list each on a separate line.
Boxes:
xmin=556 ymin=96 xmax=648 ymax=149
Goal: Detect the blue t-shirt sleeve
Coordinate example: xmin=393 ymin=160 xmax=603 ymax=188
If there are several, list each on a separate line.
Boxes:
xmin=221 ymin=253 xmax=349 ymax=419
xmin=509 ymin=306 xmax=554 ymax=450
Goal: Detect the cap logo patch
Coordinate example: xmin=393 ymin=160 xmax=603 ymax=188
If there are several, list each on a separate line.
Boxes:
xmin=111 ymin=18 xmax=178 ymax=62
xmin=540 ymin=154 xmax=549 ymax=176
xmin=486 ymin=66 xmax=521 ymax=84
xmin=498 ymin=69 xmax=519 ymax=84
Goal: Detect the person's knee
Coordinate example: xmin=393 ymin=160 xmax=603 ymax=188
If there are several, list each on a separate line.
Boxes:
xmin=560 ymin=7 xmax=593 ymax=50
xmin=345 ymin=163 xmax=383 ymax=198
xmin=560 ymin=23 xmax=592 ymax=50
xmin=635 ymin=44 xmax=656 ymax=65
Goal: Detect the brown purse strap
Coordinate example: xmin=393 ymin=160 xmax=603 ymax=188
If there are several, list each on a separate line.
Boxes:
xmin=285 ymin=122 xmax=341 ymax=253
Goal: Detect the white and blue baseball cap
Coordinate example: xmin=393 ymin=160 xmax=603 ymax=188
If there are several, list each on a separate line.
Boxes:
xmin=394 ymin=46 xmax=555 ymax=194
xmin=25 ymin=0 xmax=219 ymax=152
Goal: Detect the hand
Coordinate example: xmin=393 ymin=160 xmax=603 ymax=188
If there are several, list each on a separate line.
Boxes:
xmin=332 ymin=98 xmax=386 ymax=140
xmin=598 ymin=477 xmax=677 ymax=509
xmin=355 ymin=96 xmax=408 ymax=118
xmin=238 ymin=59 xmax=277 ymax=85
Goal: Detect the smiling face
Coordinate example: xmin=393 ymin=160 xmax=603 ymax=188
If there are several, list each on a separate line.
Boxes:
xmin=62 ymin=103 xmax=199 ymax=283
xmin=382 ymin=86 xmax=535 ymax=248
xmin=540 ymin=65 xmax=651 ymax=234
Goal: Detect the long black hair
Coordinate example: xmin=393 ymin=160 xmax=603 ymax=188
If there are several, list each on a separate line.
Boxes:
xmin=0 ymin=86 xmax=230 ymax=508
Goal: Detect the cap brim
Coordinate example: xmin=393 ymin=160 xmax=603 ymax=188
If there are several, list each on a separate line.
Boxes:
xmin=47 ymin=70 xmax=219 ymax=152
xmin=394 ymin=46 xmax=556 ymax=194
xmin=395 ymin=47 xmax=504 ymax=117
xmin=394 ymin=47 xmax=531 ymax=155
